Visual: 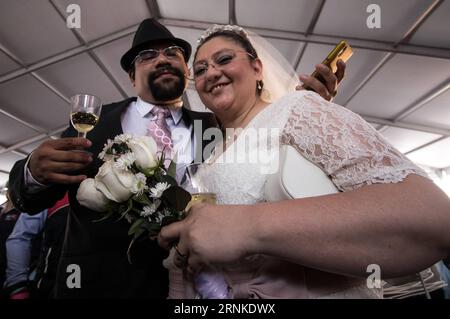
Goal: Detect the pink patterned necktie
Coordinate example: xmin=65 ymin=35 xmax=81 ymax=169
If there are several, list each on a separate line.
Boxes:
xmin=147 ymin=106 xmax=173 ymax=159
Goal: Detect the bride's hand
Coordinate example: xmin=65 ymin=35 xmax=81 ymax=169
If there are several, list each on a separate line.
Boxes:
xmin=158 ymin=203 xmax=255 ymax=273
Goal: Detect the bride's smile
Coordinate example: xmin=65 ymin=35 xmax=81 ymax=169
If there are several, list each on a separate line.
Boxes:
xmin=193 ymin=37 xmax=267 ymax=130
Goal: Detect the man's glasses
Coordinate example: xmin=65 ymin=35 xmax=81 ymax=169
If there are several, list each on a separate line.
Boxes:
xmin=192 ymin=50 xmax=255 ymax=80
xmin=132 ymin=46 xmax=185 ymax=65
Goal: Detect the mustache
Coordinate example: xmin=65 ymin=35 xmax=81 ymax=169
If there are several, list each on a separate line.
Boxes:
xmin=149 ymin=65 xmax=184 ymax=82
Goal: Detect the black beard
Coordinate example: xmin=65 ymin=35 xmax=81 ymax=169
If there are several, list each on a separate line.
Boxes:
xmin=148 ymin=65 xmax=186 ymax=101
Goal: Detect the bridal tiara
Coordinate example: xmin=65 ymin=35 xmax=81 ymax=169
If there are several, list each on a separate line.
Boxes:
xmin=197 ymin=24 xmax=249 ymax=45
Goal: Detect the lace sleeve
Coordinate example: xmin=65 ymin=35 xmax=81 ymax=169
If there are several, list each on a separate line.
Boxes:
xmin=281 ymin=91 xmax=429 ymax=192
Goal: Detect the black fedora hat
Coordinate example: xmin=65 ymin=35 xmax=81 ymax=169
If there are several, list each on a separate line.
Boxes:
xmin=120 ymin=18 xmax=191 ymax=72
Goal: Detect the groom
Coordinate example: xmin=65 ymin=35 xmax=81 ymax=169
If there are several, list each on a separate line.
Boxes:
xmin=7 ymin=18 xmax=345 ymax=298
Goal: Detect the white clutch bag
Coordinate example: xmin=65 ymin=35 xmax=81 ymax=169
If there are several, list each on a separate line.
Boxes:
xmin=265 ymin=144 xmax=339 ymax=201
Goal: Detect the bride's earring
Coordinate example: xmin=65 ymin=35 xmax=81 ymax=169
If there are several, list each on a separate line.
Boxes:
xmin=257 ymin=81 xmax=262 ymax=91
xmin=258 ymin=80 xmax=271 ymax=101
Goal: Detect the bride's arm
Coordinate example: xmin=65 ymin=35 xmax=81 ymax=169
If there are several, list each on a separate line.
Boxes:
xmin=161 ymin=174 xmax=449 ymax=279
xmin=247 ymin=173 xmax=449 ymax=278
xmin=249 ymin=91 xmax=450 ymax=278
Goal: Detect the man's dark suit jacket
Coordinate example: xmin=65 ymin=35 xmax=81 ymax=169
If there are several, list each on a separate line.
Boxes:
xmin=8 ymin=97 xmax=218 ymax=298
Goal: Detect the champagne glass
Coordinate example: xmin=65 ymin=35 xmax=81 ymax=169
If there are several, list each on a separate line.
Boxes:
xmin=184 ymin=163 xmax=217 ymax=209
xmin=182 ymin=163 xmax=231 ymax=299
xmin=70 ymin=94 xmax=102 ymax=138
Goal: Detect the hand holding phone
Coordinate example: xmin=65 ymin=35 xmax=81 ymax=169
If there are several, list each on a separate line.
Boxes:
xmin=303 ymin=41 xmax=353 ymax=93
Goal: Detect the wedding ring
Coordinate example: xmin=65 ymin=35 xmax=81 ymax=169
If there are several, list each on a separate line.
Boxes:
xmin=173 ymin=244 xmax=186 ymax=258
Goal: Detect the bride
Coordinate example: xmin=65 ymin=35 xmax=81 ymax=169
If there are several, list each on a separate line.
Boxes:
xmin=158 ymin=25 xmax=450 ymax=298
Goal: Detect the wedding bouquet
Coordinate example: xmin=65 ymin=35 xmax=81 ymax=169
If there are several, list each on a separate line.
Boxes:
xmin=76 ymin=133 xmax=231 ymax=298
xmin=76 ymin=133 xmax=191 ymax=258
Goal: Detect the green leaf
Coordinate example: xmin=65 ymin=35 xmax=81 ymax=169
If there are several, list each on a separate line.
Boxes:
xmin=133 ymin=193 xmax=153 ymax=206
xmin=141 ymin=167 xmax=157 ymax=177
xmin=133 ymin=227 xmax=146 ymax=241
xmin=161 ymin=186 xmax=192 ymax=211
xmin=142 ymin=222 xmax=161 ymax=233
xmin=154 ymin=153 xmax=165 ymax=172
xmin=167 ymin=161 xmax=177 ymax=180
xmin=128 ymin=218 xmax=145 ymax=236
xmin=167 ymin=153 xmax=178 ymax=179
xmin=116 ymin=199 xmax=134 ymax=222
xmin=153 ymin=169 xmax=165 ymax=183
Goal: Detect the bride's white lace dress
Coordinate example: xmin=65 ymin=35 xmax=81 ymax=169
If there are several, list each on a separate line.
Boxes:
xmin=168 ymin=90 xmax=428 ymax=299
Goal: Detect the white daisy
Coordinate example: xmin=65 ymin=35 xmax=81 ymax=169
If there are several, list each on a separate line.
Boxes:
xmin=98 ymin=139 xmax=114 ymax=160
xmin=131 ymin=173 xmax=147 ymax=195
xmin=155 ymin=212 xmax=164 ymax=224
xmin=114 ymin=152 xmax=136 ymax=171
xmin=149 ymin=182 xmax=170 ymax=198
xmin=124 ymin=214 xmax=135 ymax=224
xmin=140 ymin=200 xmax=161 ymax=218
xmin=114 ymin=133 xmax=133 ymax=144
xmin=98 ymin=150 xmax=106 ymax=160
xmin=154 ymin=209 xmax=172 ymax=224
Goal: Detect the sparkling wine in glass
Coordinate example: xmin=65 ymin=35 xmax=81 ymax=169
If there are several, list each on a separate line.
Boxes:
xmin=183 ymin=163 xmax=217 ymax=210
xmin=70 ymin=94 xmax=102 ymax=138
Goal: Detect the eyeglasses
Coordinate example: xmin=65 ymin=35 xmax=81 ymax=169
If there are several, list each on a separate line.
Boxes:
xmin=132 ymin=46 xmax=185 ymax=65
xmin=193 ymin=50 xmax=255 ymax=80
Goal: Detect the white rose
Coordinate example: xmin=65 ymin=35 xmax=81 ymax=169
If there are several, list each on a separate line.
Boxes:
xmin=94 ymin=160 xmax=135 ymax=202
xmin=76 ymin=178 xmax=109 ymax=212
xmin=127 ymin=136 xmax=158 ymax=170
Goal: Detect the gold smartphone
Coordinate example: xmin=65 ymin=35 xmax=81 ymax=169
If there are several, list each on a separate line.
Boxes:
xmin=305 ymin=40 xmax=353 ymax=89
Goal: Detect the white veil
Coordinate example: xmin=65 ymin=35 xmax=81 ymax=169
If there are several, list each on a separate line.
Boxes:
xmin=246 ymin=30 xmax=301 ymax=103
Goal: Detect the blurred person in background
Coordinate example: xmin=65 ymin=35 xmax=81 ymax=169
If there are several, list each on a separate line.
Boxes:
xmin=2 ymin=193 xmax=69 ymax=299
xmin=1 ymin=185 xmax=22 ymax=293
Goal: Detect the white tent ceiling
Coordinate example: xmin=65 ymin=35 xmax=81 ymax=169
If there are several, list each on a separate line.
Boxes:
xmin=0 ymin=0 xmax=449 ymax=194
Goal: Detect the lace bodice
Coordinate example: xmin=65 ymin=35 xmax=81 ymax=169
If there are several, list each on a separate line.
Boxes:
xmin=196 ymin=90 xmax=427 ymax=205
